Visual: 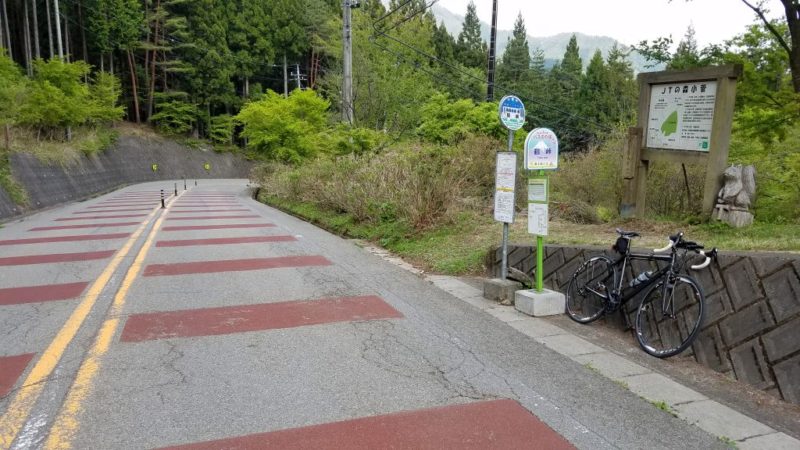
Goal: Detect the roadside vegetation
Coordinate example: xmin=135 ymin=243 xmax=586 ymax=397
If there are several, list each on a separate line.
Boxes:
xmin=244 ymin=3 xmax=799 ymax=275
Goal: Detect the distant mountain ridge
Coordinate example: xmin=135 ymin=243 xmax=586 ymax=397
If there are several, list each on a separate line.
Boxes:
xmin=431 ymin=4 xmax=658 ymax=73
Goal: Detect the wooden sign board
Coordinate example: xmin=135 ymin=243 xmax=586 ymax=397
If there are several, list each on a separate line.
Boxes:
xmin=621 ymin=65 xmax=741 ymax=217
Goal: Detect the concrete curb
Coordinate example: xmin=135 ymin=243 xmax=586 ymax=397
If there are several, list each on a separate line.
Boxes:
xmin=424 ymin=275 xmax=800 ymax=449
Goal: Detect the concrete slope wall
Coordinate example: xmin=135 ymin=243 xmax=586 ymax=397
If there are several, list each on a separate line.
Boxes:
xmin=0 ymin=135 xmax=253 ymax=220
xmin=487 ymin=243 xmax=800 ymax=406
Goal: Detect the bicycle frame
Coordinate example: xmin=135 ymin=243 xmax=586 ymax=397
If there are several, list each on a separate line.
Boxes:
xmin=582 ymin=245 xmax=680 ymax=318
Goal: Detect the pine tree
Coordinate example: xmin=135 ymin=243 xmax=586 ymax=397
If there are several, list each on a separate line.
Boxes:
xmin=605 ymin=44 xmax=636 ymax=126
xmin=669 ymin=24 xmax=701 ymax=69
xmin=432 ymin=20 xmax=455 ymax=63
xmin=496 ymin=13 xmax=530 ymax=89
xmin=577 ymin=50 xmax=609 ymax=136
xmin=455 ymin=1 xmax=486 ymax=70
xmin=546 ymin=34 xmax=585 ymax=151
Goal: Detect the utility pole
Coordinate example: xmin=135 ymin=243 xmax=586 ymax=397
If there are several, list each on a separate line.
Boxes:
xmin=295 ymin=63 xmax=301 ymax=89
xmin=342 ymin=0 xmax=354 ymax=124
xmin=53 ymin=0 xmax=63 ymax=58
xmin=283 ymin=54 xmax=288 ymax=98
xmin=486 ymin=0 xmax=498 ymax=102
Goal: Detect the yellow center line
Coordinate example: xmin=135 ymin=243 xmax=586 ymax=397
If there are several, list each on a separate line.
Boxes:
xmin=44 ymin=190 xmax=184 ymax=449
xmin=0 ymin=202 xmax=164 ymax=448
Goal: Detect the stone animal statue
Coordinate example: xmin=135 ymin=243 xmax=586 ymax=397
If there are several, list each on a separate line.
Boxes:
xmin=717 ymin=165 xmax=756 ymax=209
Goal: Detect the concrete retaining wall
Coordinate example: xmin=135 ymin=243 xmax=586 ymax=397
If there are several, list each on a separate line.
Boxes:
xmin=486 ymin=243 xmax=800 ymax=405
xmin=0 ymin=135 xmax=253 ymax=220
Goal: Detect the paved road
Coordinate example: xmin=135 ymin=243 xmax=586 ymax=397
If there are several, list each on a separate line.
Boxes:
xmin=0 ymin=180 xmax=727 ymax=449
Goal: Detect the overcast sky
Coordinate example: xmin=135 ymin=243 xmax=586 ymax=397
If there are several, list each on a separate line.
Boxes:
xmin=435 ymin=0 xmax=784 ymax=48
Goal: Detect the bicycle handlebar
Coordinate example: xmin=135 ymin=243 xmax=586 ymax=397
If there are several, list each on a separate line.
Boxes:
xmin=690 ymin=248 xmax=718 ymax=270
xmin=653 ymin=241 xmax=673 ymax=253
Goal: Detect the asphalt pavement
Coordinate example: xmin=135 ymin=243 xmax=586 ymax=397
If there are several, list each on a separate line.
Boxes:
xmin=0 ymin=179 xmax=781 ymax=449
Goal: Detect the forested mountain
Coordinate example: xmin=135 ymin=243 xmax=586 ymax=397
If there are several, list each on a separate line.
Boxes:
xmin=430 ymin=4 xmax=657 ymax=72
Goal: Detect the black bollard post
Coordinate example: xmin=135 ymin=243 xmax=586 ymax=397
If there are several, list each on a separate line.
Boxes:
xmin=183 ymin=178 xmax=187 ymax=190
xmin=174 ymin=183 xmax=178 ymax=196
xmin=161 ymin=190 xmax=165 ymax=208
xmin=195 ymin=180 xmax=197 ymax=186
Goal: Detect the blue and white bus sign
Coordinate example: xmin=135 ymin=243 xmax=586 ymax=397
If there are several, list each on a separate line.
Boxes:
xmin=499 ymin=95 xmax=525 ymax=131
xmin=524 ymin=128 xmax=559 ymax=170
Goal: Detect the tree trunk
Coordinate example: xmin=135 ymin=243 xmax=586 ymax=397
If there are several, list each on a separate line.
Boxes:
xmin=0 ymin=0 xmax=4 ymax=54
xmin=62 ymin=11 xmax=69 ymax=61
xmin=23 ymin=0 xmax=33 ymax=75
xmin=160 ymin=21 xmax=167 ymax=90
xmin=146 ymin=0 xmax=160 ymax=121
xmin=1 ymin=0 xmax=11 ymax=52
xmin=45 ymin=0 xmax=53 ymax=57
xmin=53 ymin=0 xmax=62 ymax=58
xmin=244 ymin=76 xmax=249 ymax=98
xmin=31 ymin=0 xmax=39 ymax=58
xmin=127 ymin=49 xmax=140 ymax=123
xmin=784 ymin=0 xmax=800 ymax=93
xmin=109 ymin=51 xmax=113 ymax=74
xmin=77 ymin=0 xmax=86 ymax=62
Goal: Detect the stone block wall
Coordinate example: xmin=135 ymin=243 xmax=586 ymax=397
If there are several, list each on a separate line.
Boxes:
xmin=486 ymin=243 xmax=800 ymax=405
xmin=0 ymin=135 xmax=253 ymax=221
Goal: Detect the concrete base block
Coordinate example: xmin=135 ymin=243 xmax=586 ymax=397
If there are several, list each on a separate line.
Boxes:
xmin=483 ymin=278 xmax=523 ymax=305
xmin=515 ymin=289 xmax=566 ymax=317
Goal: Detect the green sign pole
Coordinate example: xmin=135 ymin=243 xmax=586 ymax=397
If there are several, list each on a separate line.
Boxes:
xmin=525 ymin=128 xmax=557 ymax=293
xmin=536 ymin=169 xmax=545 ymax=292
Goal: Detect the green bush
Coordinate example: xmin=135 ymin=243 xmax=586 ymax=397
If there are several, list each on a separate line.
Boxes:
xmin=209 ymin=114 xmax=233 ymax=144
xmin=150 ymin=92 xmax=198 ymax=135
xmin=550 ymin=134 xmax=624 ymax=216
xmin=13 ymin=60 xmax=122 ymax=138
xmin=328 ymin=125 xmax=388 ymax=156
xmin=236 ymin=89 xmax=329 ymax=163
xmin=0 ymin=50 xmax=25 ymax=134
xmin=417 ymin=93 xmax=507 ymax=144
xmin=730 ymin=124 xmax=800 ymax=223
xmin=87 ymin=71 xmax=124 ymax=124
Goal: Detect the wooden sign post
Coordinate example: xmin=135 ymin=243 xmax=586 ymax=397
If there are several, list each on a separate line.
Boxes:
xmin=620 ymin=65 xmax=742 ymax=218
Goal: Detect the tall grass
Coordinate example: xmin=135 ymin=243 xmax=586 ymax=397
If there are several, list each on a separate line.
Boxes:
xmin=252 ymin=135 xmax=498 ymax=231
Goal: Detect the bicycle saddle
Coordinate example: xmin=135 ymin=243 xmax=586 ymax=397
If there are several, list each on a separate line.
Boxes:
xmin=615 ymin=228 xmax=640 ymax=238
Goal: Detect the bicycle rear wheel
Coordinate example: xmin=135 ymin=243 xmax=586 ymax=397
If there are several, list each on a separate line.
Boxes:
xmin=635 ymin=275 xmax=705 ymax=358
xmin=565 ymin=256 xmax=613 ymax=323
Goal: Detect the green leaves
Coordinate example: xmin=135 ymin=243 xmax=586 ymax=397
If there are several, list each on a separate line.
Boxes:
xmin=150 ymin=92 xmax=198 ymax=134
xmin=235 ymin=89 xmax=330 ymax=163
xmin=416 ymin=92 xmax=504 ymax=144
xmin=18 ymin=59 xmax=119 ymax=131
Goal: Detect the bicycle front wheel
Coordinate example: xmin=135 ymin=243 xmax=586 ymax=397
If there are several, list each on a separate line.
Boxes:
xmin=565 ymin=256 xmax=613 ymax=323
xmin=635 ymin=275 xmax=705 ymax=358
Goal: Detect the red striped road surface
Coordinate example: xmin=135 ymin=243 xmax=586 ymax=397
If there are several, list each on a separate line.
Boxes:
xmin=0 ymin=282 xmax=89 ymax=306
xmin=120 ymin=295 xmax=402 ymax=342
xmin=0 ymin=354 xmax=35 ymax=398
xmin=0 ymin=233 xmax=131 ymax=246
xmin=158 ymin=399 xmax=574 ymax=450
xmin=29 ymin=222 xmax=141 ymax=231
xmin=0 ymin=250 xmax=116 ymax=266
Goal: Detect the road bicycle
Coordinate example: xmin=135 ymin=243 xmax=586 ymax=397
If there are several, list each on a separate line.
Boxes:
xmin=565 ymin=229 xmax=716 ymax=358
